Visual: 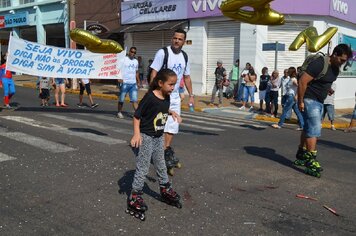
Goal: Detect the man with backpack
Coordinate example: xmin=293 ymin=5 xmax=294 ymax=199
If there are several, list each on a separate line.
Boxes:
xmin=295 ymin=44 xmax=352 ymax=178
xmin=150 ymin=28 xmax=194 ymax=175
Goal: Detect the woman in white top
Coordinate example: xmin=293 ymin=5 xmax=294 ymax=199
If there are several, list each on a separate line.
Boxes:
xmin=272 ymin=67 xmax=304 ymax=129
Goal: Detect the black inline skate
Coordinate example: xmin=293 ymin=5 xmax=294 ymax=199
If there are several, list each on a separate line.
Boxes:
xmin=125 ymin=191 xmax=148 ymax=221
xmin=294 ymin=146 xmax=307 ymax=166
xmin=160 ymin=182 xmax=182 ymax=208
xmin=304 ymin=151 xmax=323 ymax=178
xmin=164 ymin=146 xmax=182 ymax=176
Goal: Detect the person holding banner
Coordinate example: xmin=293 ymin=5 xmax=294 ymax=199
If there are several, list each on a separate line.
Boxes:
xmin=117 ymin=47 xmax=140 ymax=119
xmin=52 ymin=77 xmax=69 ymax=107
xmin=0 ymin=52 xmax=16 ymax=109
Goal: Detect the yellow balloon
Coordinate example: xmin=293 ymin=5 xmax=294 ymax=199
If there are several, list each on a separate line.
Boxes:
xmin=70 ymin=28 xmax=123 ymax=53
xmin=220 ymin=0 xmax=285 ymax=25
xmin=289 ymin=27 xmax=338 ymax=52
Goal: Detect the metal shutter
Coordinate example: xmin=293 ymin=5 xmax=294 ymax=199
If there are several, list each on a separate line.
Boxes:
xmin=267 ymin=22 xmax=310 ymax=73
xmin=132 ymin=31 xmax=173 ymax=78
xmin=207 ymin=21 xmax=240 ymax=94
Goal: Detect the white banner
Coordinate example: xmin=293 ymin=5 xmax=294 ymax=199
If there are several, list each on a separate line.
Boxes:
xmin=6 ymin=35 xmax=125 ymax=79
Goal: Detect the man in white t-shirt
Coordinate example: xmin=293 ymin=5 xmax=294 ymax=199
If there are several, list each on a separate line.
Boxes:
xmin=117 ymin=47 xmax=140 ymax=119
xmin=150 ymin=29 xmax=194 ymax=172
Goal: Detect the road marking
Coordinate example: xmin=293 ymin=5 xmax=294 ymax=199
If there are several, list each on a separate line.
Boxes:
xmin=0 ymin=130 xmax=76 ymax=153
xmin=0 ymin=116 xmax=126 ymax=145
xmin=41 ymin=114 xmax=132 ymax=135
xmin=0 ymin=153 xmax=17 ymax=162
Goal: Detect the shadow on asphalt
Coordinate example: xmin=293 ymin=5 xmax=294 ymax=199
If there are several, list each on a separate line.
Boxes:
xmin=240 ymin=124 xmax=266 ymax=130
xmin=244 ymin=146 xmax=305 ymax=174
xmin=319 ymin=139 xmax=356 ymax=153
xmin=179 ymin=129 xmax=219 ymax=136
xmin=117 ymin=170 xmax=161 ymax=200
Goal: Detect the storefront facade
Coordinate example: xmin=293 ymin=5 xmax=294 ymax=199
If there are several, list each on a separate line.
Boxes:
xmin=129 ymin=0 xmax=355 ymax=107
xmin=0 ymin=0 xmax=69 ymax=59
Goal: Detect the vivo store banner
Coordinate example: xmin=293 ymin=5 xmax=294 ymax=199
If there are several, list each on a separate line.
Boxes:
xmin=121 ymin=0 xmax=187 ymax=24
xmin=187 ymin=0 xmax=356 ymax=24
xmin=339 ymin=34 xmax=356 ymax=76
xmin=6 ymin=36 xmax=125 ymax=79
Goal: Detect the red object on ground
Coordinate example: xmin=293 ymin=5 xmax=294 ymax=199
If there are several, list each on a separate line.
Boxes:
xmin=296 ymin=194 xmax=318 ymax=201
xmin=323 ymin=205 xmax=339 ymax=216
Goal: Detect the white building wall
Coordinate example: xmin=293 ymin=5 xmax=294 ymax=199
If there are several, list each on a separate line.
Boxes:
xmin=185 ymin=19 xmax=206 ymax=95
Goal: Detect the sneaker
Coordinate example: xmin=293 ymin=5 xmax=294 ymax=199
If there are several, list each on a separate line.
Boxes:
xmin=296 ymin=127 xmax=303 ymax=131
xmin=91 ymin=103 xmax=99 ymax=109
xmin=270 ymin=114 xmax=276 ymax=118
xmin=249 ymin=106 xmax=254 ymax=111
xmin=117 ymin=112 xmax=124 ymax=119
xmin=331 ymin=125 xmax=336 ymax=131
xmin=271 ymin=124 xmax=281 ymax=129
xmin=77 ymin=103 xmax=84 ymax=108
xmin=238 ymin=106 xmax=246 ymax=110
xmin=4 ymin=105 xmax=12 ymax=109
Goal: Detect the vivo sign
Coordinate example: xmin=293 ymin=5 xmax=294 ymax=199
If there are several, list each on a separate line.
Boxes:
xmin=332 ymin=0 xmax=348 ymax=14
xmin=191 ymin=0 xmax=223 ymax=12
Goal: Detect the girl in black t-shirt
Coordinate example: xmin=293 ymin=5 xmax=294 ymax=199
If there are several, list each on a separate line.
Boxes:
xmin=126 ymin=69 xmax=182 ymax=220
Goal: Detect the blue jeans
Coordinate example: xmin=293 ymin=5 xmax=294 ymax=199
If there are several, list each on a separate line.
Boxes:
xmin=322 ymin=104 xmax=335 ymax=121
xmin=236 ymin=83 xmax=245 ymax=101
xmin=281 ymin=94 xmax=292 ymax=119
xmin=278 ymin=94 xmax=304 ymax=128
xmin=243 ymin=85 xmax=255 ymax=103
xmin=302 ymin=98 xmax=323 ymax=138
xmin=119 ymin=83 xmax=138 ymax=103
xmin=1 ymin=78 xmax=16 ymax=96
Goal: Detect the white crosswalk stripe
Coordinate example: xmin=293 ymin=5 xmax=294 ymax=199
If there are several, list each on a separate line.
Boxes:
xmin=0 ymin=127 xmax=76 ymax=153
xmin=0 ymin=116 xmax=126 ymax=145
xmin=0 ymin=153 xmax=17 ymax=163
xmin=41 ymin=113 xmax=132 ymax=135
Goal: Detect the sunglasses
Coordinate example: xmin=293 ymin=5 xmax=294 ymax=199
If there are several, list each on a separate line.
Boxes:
xmin=130 ymin=51 xmax=136 ymax=54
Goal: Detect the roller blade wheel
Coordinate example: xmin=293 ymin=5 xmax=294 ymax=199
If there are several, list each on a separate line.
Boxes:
xmin=125 ymin=209 xmax=146 ymax=221
xmin=167 ymin=168 xmax=175 ymax=176
xmin=176 ymin=162 xmax=182 ymax=169
xmin=294 ymin=159 xmax=307 ymax=167
xmin=304 ymin=168 xmax=321 ymax=178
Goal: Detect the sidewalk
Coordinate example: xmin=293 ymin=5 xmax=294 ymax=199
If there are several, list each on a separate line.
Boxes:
xmin=13 ymin=75 xmax=353 ymax=129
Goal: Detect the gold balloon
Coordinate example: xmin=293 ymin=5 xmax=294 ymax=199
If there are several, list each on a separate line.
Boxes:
xmin=220 ymin=0 xmax=285 ymax=25
xmin=289 ymin=27 xmax=338 ymax=52
xmin=70 ymin=28 xmax=123 ymax=53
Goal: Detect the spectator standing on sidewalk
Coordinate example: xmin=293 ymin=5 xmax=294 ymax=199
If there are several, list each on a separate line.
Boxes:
xmin=117 ymin=47 xmax=140 ymax=119
xmin=230 ymin=59 xmax=240 ymax=100
xmin=77 ymin=79 xmax=98 ymax=108
xmin=322 ymin=82 xmax=336 ymax=130
xmin=344 ymin=91 xmax=356 ymax=133
xmin=271 ymin=67 xmax=304 ymax=130
xmin=210 ymin=60 xmax=227 ymax=107
xmin=266 ymin=70 xmax=281 ymax=117
xmin=280 ymin=69 xmax=292 ymax=119
xmin=236 ymin=62 xmax=251 ymax=102
xmin=258 ymin=67 xmax=270 ymax=112
xmin=239 ymin=67 xmax=256 ymax=111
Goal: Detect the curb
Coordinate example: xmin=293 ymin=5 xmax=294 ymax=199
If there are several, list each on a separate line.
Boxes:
xmin=22 ymin=82 xmax=204 ymax=112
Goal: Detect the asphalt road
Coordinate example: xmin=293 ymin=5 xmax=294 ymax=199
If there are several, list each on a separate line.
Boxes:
xmin=0 ymin=87 xmax=355 ymax=235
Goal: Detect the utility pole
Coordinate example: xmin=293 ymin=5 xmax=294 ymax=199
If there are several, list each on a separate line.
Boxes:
xmin=69 ymin=0 xmax=77 ymax=89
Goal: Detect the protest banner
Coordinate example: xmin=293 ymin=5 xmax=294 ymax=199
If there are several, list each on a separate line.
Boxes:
xmin=6 ymin=35 xmax=125 ymax=79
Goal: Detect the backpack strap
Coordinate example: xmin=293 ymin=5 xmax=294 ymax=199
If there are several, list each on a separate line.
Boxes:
xmin=161 ymin=47 xmax=188 ymax=73
xmin=316 ymin=55 xmax=329 ymax=80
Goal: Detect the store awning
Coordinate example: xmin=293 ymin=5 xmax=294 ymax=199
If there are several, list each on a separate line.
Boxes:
xmin=111 ymin=20 xmax=189 ymax=33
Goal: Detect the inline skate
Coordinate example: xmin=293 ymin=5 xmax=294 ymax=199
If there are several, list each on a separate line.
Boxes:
xmin=293 ymin=147 xmax=307 ymax=166
xmin=304 ymin=151 xmax=323 ymax=178
xmin=125 ymin=191 xmax=148 ymax=221
xmin=160 ymin=183 xmax=182 ymax=209
xmin=164 ymin=146 xmax=182 ymax=176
